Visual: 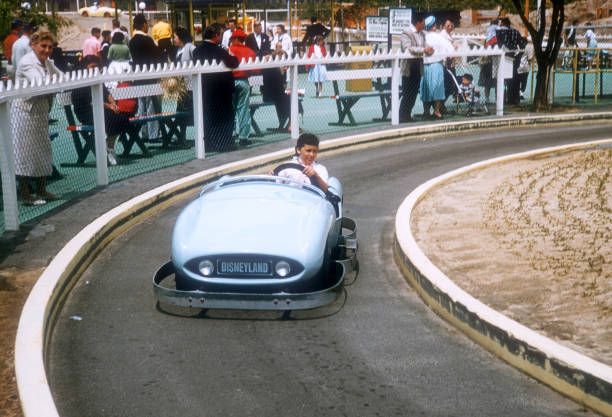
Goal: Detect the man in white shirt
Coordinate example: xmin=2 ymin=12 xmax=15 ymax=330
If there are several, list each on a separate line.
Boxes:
xmin=221 ymin=19 xmax=236 ymax=50
xmin=11 ymin=23 xmax=34 ymax=73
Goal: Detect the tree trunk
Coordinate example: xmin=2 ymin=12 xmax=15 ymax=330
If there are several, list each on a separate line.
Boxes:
xmin=511 ymin=0 xmax=565 ymax=112
xmin=533 ymin=59 xmax=550 ymax=110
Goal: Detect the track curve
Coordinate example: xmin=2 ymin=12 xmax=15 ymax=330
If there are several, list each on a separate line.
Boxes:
xmin=49 ymin=123 xmax=611 ymax=417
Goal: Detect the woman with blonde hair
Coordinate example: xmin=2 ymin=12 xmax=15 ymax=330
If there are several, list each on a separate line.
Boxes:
xmin=10 ymin=29 xmax=63 ymax=205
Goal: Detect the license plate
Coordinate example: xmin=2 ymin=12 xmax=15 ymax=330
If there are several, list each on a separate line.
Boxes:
xmin=217 ymin=260 xmax=273 ymax=276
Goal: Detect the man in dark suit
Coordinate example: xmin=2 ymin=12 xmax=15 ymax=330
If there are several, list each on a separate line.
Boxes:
xmin=129 ymin=14 xmax=164 ymax=139
xmin=193 ymin=23 xmax=240 ymax=152
xmin=302 ymin=17 xmax=330 ymax=45
xmin=128 ymin=14 xmax=163 ymax=68
xmin=496 ymin=18 xmax=526 ymax=105
xmin=245 ymin=22 xmax=271 ymax=58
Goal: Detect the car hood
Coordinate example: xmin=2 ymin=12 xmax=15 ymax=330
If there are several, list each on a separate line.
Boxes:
xmin=172 ymin=183 xmax=335 ymax=264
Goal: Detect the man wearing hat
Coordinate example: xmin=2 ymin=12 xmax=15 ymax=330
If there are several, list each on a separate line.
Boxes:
xmin=229 ymin=29 xmax=256 ymax=146
xmin=3 ymin=19 xmax=22 ymax=65
xmin=399 ymin=13 xmax=434 ymax=122
xmin=193 ymin=23 xmax=239 ymax=152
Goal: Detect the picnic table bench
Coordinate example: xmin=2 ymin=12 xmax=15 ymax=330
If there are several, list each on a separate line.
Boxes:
xmin=326 ymin=67 xmax=393 ymax=126
xmin=56 ymin=83 xmax=190 ymax=165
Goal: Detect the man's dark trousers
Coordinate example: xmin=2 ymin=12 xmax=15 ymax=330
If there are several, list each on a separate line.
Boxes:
xmin=400 ymin=72 xmax=421 ymax=121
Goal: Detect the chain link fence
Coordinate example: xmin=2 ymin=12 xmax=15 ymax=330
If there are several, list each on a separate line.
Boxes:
xmin=0 ymin=45 xmax=541 ymax=234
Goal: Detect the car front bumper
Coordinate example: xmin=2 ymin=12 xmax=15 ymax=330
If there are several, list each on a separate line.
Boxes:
xmin=153 ymin=217 xmax=358 ymax=311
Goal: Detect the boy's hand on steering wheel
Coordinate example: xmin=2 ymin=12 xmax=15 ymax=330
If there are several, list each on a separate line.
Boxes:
xmin=302 ymin=166 xmax=317 ymax=178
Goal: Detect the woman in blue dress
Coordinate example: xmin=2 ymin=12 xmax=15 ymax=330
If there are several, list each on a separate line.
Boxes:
xmin=420 ymin=16 xmax=453 ymax=119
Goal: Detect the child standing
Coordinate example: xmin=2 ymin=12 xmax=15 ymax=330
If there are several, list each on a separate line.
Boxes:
xmin=459 ymin=73 xmax=480 ymax=115
xmin=307 ymin=35 xmax=327 ymax=98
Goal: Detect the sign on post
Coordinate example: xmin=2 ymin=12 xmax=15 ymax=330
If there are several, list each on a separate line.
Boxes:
xmin=366 ymin=16 xmax=389 ymax=42
xmin=389 ymin=8 xmax=412 ymax=35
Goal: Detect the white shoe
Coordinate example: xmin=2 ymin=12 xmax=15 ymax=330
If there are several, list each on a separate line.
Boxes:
xmin=107 ymin=148 xmax=117 ymax=166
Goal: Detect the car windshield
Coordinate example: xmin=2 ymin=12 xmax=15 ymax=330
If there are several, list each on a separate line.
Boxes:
xmin=200 ymin=175 xmax=325 ymax=199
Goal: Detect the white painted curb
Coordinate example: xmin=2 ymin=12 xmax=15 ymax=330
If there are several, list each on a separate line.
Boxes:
xmin=395 ymin=139 xmax=612 ymax=416
xmin=14 ymin=114 xmax=612 ymax=417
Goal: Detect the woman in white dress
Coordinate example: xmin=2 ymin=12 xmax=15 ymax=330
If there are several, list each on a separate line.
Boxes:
xmin=10 ymin=29 xmax=63 ymax=205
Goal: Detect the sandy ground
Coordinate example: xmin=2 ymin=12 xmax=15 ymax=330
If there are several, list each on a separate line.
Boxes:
xmin=411 ymin=145 xmax=612 ymax=366
xmin=0 ymin=268 xmax=41 ymax=417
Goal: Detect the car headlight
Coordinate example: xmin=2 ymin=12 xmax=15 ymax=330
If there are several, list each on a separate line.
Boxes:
xmin=275 ymin=261 xmax=291 ymax=277
xmin=198 ymin=260 xmax=214 ymax=276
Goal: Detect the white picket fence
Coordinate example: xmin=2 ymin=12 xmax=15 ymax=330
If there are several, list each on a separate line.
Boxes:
xmin=0 ymin=46 xmax=508 ymax=231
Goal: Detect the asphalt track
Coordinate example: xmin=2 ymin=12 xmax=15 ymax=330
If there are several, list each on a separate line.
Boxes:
xmin=48 ymin=123 xmax=612 ymax=417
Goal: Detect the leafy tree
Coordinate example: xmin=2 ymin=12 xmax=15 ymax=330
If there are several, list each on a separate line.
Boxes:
xmin=509 ymin=0 xmax=565 ymax=110
xmin=1 ymin=0 xmax=70 ymax=53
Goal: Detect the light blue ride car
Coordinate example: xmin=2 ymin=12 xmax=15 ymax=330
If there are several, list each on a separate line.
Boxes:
xmin=153 ymin=163 xmax=358 ymax=310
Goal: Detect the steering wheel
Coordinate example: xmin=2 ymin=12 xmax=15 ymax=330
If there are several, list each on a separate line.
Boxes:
xmin=272 ymin=163 xmax=337 ymax=205
xmin=272 ymin=163 xmax=306 ymax=176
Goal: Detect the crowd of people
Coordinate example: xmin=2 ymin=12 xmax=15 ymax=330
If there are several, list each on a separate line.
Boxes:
xmin=400 ymin=13 xmax=536 ymax=122
xmin=1 ymin=15 xmax=334 ymax=205
xmin=6 ymin=12 xmax=596 ymax=206
xmin=399 ymin=14 xmax=458 ymax=121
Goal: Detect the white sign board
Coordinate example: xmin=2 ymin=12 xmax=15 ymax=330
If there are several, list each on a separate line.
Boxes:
xmin=389 ymin=8 xmax=412 ymax=35
xmin=366 ymin=16 xmax=389 ymax=42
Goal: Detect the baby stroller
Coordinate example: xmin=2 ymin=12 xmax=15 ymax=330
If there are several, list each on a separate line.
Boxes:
xmin=448 ymin=70 xmax=489 ymax=116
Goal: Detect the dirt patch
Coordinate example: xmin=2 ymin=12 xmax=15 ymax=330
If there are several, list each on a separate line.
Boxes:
xmin=0 ymin=268 xmax=42 ymax=417
xmin=57 ymin=15 xmax=132 ymax=50
xmin=411 ymin=145 xmax=612 ymax=365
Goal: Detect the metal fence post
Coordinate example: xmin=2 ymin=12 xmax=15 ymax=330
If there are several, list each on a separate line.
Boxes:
xmin=547 ymin=65 xmax=554 ymax=106
xmin=290 ymin=63 xmax=299 ymax=140
xmin=391 ymin=57 xmax=400 ymax=126
xmin=496 ymin=50 xmax=505 ymax=116
xmin=91 ymin=82 xmax=108 ymax=186
xmin=0 ymin=100 xmax=19 ymax=231
xmin=192 ymin=73 xmax=205 ymax=159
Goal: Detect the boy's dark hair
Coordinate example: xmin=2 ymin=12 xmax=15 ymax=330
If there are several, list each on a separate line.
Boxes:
xmin=112 ymin=19 xmax=120 ymax=28
xmin=295 ymin=133 xmax=319 ymax=154
xmin=204 ymin=23 xmax=223 ymax=40
xmin=80 ymin=54 xmax=100 ymax=69
xmin=133 ymin=14 xmax=147 ymax=30
xmin=102 ymin=30 xmax=111 ymax=38
xmin=413 ymin=12 xmax=426 ymax=24
xmin=111 ymin=31 xmax=124 ymax=44
xmin=175 ymin=27 xmax=192 ymax=44
xmin=462 ymin=73 xmax=473 ymax=82
xmin=91 ymin=27 xmax=101 ymax=35
xmin=311 ymin=17 xmax=317 ymax=24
